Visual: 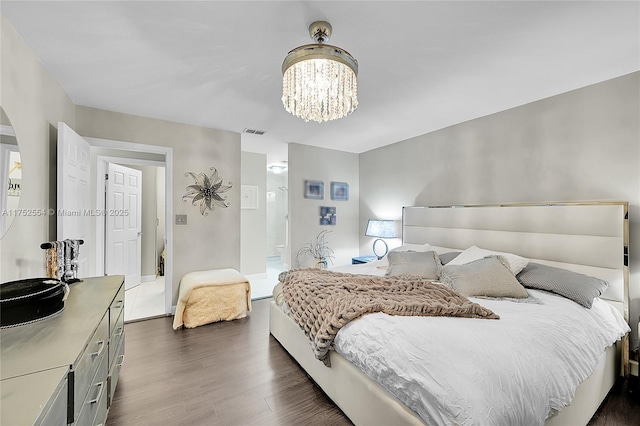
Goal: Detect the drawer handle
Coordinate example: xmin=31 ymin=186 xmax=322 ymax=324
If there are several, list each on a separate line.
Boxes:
xmin=116 ymin=354 xmax=125 ymax=367
xmin=89 ymin=382 xmax=104 ymax=404
xmin=114 ymin=327 xmax=124 ymax=337
xmin=91 ymin=340 xmax=105 ymax=358
xmin=113 ymin=300 xmax=124 ymax=309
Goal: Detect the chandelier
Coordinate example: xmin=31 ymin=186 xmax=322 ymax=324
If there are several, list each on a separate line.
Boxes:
xmin=281 ymin=21 xmax=358 ymax=123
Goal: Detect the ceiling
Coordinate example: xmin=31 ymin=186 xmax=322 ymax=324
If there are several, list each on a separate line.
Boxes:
xmin=2 ymin=1 xmax=638 ymax=165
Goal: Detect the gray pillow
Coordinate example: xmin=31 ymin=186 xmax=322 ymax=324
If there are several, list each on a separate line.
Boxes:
xmin=516 ymin=263 xmax=609 ymax=308
xmin=386 ymin=250 xmax=441 ymax=280
xmin=441 ymin=256 xmax=528 ymax=298
xmin=438 ymin=251 xmax=461 ymax=265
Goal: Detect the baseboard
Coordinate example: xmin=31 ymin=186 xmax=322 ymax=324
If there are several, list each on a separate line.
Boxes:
xmin=141 ymin=275 xmax=156 ymax=283
xmin=630 ymin=359 xmax=639 ymax=377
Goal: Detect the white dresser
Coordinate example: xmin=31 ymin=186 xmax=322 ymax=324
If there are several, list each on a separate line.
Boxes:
xmin=1 ymin=275 xmax=125 ymax=425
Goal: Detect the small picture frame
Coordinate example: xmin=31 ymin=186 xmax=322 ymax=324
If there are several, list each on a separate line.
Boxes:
xmin=330 ymin=182 xmax=349 ymax=201
xmin=304 ymin=180 xmax=324 ymax=200
xmin=241 ymin=185 xmax=258 ymax=209
xmin=320 ymin=206 xmax=337 ymax=225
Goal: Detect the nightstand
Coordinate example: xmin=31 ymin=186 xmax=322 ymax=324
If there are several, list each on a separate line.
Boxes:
xmin=352 ymin=256 xmax=377 ymax=264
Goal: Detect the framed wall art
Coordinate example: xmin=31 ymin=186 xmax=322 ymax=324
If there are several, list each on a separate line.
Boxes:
xmin=330 ymin=181 xmax=349 ymax=201
xmin=304 ymin=180 xmax=324 ymax=200
xmin=320 ymin=206 xmax=337 ymax=225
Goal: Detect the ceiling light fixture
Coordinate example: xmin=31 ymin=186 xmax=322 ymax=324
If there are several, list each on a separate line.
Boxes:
xmin=267 ymin=164 xmax=287 ymax=174
xmin=281 ymin=21 xmax=358 ymax=123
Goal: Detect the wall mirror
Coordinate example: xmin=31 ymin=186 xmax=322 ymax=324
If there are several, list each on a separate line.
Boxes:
xmin=0 ymin=107 xmax=22 ymax=238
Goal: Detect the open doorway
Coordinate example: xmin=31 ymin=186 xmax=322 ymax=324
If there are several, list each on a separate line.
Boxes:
xmin=87 ymin=137 xmax=173 ymax=322
xmin=97 ymin=157 xmax=166 ymax=321
xmin=267 ymin=169 xmax=288 ymax=270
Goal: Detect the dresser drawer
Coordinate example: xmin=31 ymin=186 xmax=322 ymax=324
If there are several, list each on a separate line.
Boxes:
xmin=93 ymin=375 xmax=109 ymax=426
xmin=108 ymin=334 xmax=125 ymax=407
xmin=109 ymin=286 xmax=125 ymax=334
xmin=75 ymin=351 xmax=108 ymax=426
xmin=72 ymin=311 xmax=109 ymax=420
xmin=109 ymin=308 xmax=124 ymax=367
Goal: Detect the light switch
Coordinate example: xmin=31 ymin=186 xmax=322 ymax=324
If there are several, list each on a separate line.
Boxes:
xmin=175 ymin=214 xmax=187 ymax=225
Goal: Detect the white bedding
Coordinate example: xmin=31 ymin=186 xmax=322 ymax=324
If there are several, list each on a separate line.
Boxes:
xmin=333 ymin=289 xmax=629 ymax=425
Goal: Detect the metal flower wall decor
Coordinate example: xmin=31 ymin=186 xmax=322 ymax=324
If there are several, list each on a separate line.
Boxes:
xmin=182 ymin=167 xmax=232 ymax=216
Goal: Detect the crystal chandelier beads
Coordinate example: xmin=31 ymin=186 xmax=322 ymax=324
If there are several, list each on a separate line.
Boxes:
xmin=281 ymin=21 xmax=358 ymax=123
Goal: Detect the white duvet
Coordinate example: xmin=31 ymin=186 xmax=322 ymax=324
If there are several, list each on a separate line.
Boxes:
xmin=333 ymin=288 xmax=629 ymax=426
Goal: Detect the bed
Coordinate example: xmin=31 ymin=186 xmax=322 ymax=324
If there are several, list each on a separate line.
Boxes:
xmin=269 ymin=202 xmax=630 ymax=425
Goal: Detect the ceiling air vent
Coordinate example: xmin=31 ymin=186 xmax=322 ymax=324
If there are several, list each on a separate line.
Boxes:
xmin=242 ymin=128 xmax=266 ymax=135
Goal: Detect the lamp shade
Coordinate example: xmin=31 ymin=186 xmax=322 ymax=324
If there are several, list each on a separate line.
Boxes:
xmin=365 ymin=220 xmax=396 ymax=238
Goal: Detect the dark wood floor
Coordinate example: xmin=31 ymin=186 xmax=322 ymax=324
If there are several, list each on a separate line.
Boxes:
xmin=108 ymin=299 xmax=640 ymax=426
xmin=107 ymin=299 xmax=351 ymax=425
xmin=589 ymin=376 xmax=640 ymax=426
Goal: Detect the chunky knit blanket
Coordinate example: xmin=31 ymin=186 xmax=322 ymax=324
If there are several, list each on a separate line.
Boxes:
xmin=282 ymin=268 xmax=499 ymax=366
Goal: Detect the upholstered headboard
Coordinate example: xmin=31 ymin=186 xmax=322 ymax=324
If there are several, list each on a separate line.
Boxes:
xmin=402 ymin=202 xmax=629 ymax=323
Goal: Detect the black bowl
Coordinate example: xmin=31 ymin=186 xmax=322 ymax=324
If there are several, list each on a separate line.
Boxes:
xmin=0 ymin=278 xmax=67 ymax=328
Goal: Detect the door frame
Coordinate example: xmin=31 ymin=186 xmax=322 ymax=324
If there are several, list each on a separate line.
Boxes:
xmin=87 ymin=137 xmax=173 ymax=316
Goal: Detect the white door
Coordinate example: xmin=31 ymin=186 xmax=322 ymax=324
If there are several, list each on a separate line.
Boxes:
xmin=57 ymin=123 xmax=91 ymax=277
xmin=106 ymin=163 xmax=142 ymax=290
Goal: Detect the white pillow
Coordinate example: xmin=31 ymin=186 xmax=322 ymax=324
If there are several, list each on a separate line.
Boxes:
xmin=446 ymin=245 xmax=528 ymax=275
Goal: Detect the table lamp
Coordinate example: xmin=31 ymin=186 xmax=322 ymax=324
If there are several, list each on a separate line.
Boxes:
xmin=365 ymin=219 xmax=397 ymax=259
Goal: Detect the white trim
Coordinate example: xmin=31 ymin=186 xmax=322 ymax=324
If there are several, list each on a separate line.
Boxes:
xmin=141 ymin=275 xmax=156 ymax=283
xmin=0 ymin=124 xmax=16 ymax=137
xmin=98 ymin=156 xmax=166 ymax=168
xmin=86 ymin=136 xmax=173 ymax=316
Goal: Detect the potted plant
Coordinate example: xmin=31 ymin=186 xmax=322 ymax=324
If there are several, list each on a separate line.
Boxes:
xmin=297 ymin=230 xmax=335 ymax=269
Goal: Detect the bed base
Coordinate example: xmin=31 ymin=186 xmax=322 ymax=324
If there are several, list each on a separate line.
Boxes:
xmin=269 ymin=301 xmax=423 ymax=425
xmin=269 ymin=301 xmax=620 ymax=426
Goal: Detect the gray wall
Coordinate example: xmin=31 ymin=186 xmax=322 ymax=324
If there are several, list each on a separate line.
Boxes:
xmin=0 ymin=15 xmax=76 ymax=281
xmin=360 ymin=72 xmax=640 ymax=348
xmin=289 ymin=143 xmax=359 ymax=268
xmin=240 ymin=151 xmax=267 ymax=275
xmin=75 ymin=106 xmax=241 ymax=305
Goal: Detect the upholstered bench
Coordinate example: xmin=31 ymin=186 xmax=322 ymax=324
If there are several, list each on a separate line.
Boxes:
xmin=172 ymin=268 xmax=251 ymax=329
